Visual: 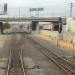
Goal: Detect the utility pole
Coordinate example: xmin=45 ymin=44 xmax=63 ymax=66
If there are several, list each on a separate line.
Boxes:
xmin=30 ymin=10 xmax=31 ymax=17
xmin=70 ymin=2 xmax=73 ymax=17
xmin=36 ymin=10 xmax=39 ymax=17
xmin=19 ymin=8 xmax=20 ymax=18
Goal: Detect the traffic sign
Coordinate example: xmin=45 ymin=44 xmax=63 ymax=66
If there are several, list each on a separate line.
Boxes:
xmin=30 ymin=8 xmax=44 ymax=11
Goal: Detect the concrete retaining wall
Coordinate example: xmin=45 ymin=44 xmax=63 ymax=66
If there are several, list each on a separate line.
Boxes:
xmin=67 ymin=18 xmax=75 ymax=32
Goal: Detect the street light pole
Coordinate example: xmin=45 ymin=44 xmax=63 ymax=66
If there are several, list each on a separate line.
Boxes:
xmin=30 ymin=10 xmax=31 ymax=17
xmin=19 ymin=8 xmax=20 ymax=18
xmin=36 ymin=10 xmax=39 ymax=17
xmin=70 ymin=2 xmax=73 ymax=17
xmin=18 ymin=8 xmax=20 ymax=27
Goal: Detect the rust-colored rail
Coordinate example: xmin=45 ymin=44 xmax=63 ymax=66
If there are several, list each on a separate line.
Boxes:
xmin=26 ymin=35 xmax=75 ymax=75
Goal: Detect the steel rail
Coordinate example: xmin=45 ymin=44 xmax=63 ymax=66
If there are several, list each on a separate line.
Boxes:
xmin=6 ymin=35 xmax=26 ymax=75
xmin=25 ymin=35 xmax=75 ymax=75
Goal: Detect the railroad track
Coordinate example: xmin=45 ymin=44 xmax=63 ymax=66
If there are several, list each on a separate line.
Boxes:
xmin=25 ymin=35 xmax=75 ymax=75
xmin=6 ymin=35 xmax=25 ymax=75
xmin=6 ymin=34 xmax=75 ymax=75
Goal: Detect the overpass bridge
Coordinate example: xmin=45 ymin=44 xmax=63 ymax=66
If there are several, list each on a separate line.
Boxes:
xmin=0 ymin=17 xmax=66 ymax=23
xmin=0 ymin=17 xmax=66 ymax=34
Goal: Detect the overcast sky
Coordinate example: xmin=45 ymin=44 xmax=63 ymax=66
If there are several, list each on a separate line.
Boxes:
xmin=0 ymin=0 xmax=75 ymax=17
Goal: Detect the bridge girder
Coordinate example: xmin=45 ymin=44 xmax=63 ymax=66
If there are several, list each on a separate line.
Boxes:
xmin=0 ymin=17 xmax=66 ymax=24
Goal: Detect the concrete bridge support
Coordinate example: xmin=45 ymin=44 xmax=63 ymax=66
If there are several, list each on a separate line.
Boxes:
xmin=31 ymin=21 xmax=38 ymax=31
xmin=0 ymin=22 xmax=4 ymax=34
xmin=59 ymin=17 xmax=62 ymax=33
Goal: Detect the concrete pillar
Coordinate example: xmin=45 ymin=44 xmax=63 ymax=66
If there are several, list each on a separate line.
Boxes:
xmin=0 ymin=22 xmax=4 ymax=34
xmin=59 ymin=17 xmax=62 ymax=33
xmin=31 ymin=21 xmax=38 ymax=31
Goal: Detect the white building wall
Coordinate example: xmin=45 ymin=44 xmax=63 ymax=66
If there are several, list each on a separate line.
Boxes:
xmin=67 ymin=18 xmax=75 ymax=33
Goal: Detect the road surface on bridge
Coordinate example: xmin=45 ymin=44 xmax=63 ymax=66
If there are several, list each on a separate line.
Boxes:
xmin=0 ymin=17 xmax=66 ymax=23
